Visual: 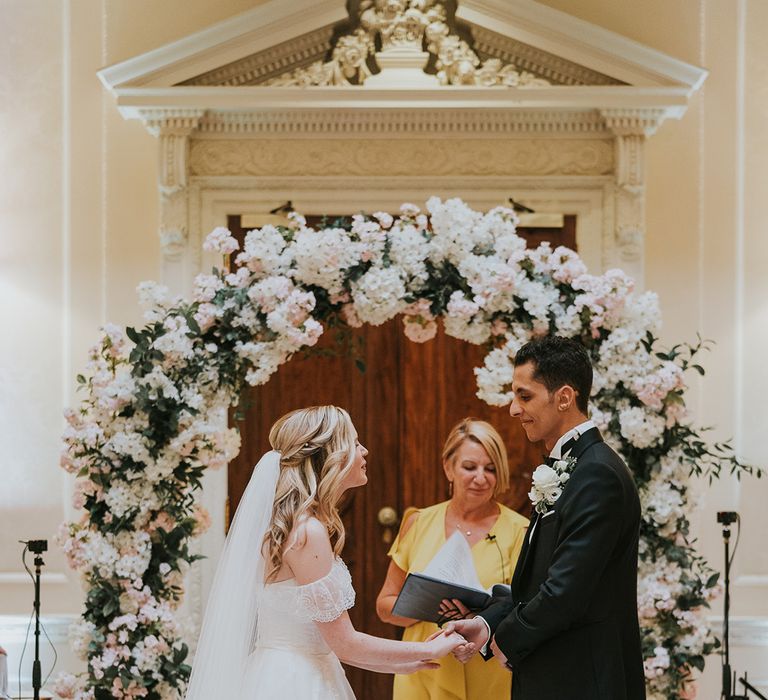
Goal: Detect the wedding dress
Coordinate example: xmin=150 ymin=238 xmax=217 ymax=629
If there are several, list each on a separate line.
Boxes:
xmin=241 ymin=557 xmax=356 ymax=699
xmin=185 ymin=451 xmax=357 ymax=700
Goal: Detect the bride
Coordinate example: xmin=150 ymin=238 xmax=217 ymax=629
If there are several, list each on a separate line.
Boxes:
xmin=185 ymin=405 xmax=466 ymax=699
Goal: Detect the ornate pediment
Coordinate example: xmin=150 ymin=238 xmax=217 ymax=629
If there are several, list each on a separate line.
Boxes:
xmin=98 ymin=0 xmax=706 ymax=134
xmin=178 ymin=3 xmax=623 ymax=89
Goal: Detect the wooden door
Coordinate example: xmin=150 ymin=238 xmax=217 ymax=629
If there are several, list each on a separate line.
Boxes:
xmin=226 ymin=214 xmax=575 ymax=699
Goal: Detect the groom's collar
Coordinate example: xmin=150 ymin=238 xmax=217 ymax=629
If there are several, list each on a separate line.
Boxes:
xmin=549 ymin=419 xmax=596 ymax=460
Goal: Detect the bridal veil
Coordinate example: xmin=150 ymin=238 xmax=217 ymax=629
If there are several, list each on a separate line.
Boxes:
xmin=184 ymin=450 xmax=281 ymax=700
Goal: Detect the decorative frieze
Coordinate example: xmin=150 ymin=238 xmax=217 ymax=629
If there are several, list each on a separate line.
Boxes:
xmin=263 ymin=0 xmax=550 ymax=88
xmin=470 ymin=26 xmax=623 ymax=87
xmin=188 ymin=138 xmax=614 ymax=178
xmin=195 ymin=108 xmax=611 ymax=137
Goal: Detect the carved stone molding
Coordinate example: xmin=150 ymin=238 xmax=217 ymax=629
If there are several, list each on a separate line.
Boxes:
xmin=262 ymin=0 xmax=550 ymax=88
xmin=611 ymin=177 xmax=645 ymax=271
xmin=189 ymin=138 xmax=614 ymax=178
xmin=600 ymin=108 xmax=665 ymax=137
xmin=196 ymin=109 xmax=611 ymax=137
xmin=142 ymin=110 xmax=204 ymax=262
xmin=178 ymin=25 xmax=336 ymax=87
xmin=470 ymin=25 xmax=623 ymax=87
xmin=613 ymin=133 xmax=645 ymax=193
xmin=140 ymin=109 xmax=205 ymax=136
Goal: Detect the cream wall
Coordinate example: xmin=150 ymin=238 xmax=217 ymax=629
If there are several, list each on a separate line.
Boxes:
xmin=1 ymin=0 xmax=766 ymax=695
xmin=543 ymin=0 xmax=768 ymax=692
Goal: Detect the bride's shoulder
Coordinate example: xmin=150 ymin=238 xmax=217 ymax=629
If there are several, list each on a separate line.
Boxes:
xmin=284 ymin=514 xmax=333 ymax=559
xmin=287 ymin=514 xmax=328 ymax=548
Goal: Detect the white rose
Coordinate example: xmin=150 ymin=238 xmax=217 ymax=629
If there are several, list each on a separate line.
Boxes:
xmin=532 ymin=464 xmax=561 ymax=497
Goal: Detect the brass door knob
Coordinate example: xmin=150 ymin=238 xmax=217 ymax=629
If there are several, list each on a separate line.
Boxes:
xmin=377 ymin=506 xmax=400 ymax=544
xmin=377 ymin=506 xmax=399 ymax=527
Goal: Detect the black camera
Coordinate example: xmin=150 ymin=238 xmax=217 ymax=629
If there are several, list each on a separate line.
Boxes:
xmin=26 ymin=540 xmax=48 ymax=554
xmin=717 ymin=511 xmax=738 ymax=526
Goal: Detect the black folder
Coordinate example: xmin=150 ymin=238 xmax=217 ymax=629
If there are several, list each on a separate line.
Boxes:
xmin=392 ymin=572 xmax=506 ymax=624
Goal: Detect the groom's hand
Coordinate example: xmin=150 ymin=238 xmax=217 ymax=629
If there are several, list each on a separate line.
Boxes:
xmin=441 ymin=618 xmax=489 ymax=663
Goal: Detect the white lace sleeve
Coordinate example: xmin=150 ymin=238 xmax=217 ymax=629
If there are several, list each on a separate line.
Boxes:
xmin=295 ymin=558 xmax=356 ymax=623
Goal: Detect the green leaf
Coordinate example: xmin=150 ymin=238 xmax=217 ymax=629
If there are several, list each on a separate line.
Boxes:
xmin=126 ymin=326 xmax=141 ymax=344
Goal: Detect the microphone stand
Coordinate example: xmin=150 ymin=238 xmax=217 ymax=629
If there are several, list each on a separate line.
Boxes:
xmin=717 ymin=512 xmax=751 ymax=700
xmin=721 ymin=517 xmax=733 ymax=699
xmin=32 ymin=549 xmax=44 ymax=700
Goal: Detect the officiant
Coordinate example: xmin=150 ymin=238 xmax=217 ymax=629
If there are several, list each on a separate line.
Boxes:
xmin=376 ymin=419 xmax=529 ymax=700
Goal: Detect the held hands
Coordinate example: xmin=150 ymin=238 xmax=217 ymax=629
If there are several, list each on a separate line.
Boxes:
xmin=425 ymin=627 xmax=468 ymax=660
xmin=438 ymin=617 xmax=489 ymax=663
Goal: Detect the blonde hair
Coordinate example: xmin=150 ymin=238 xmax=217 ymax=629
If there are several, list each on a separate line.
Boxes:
xmin=441 ymin=418 xmax=510 ymax=496
xmin=264 ymin=406 xmax=357 ymax=581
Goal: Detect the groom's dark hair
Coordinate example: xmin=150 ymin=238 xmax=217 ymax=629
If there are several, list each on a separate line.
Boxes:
xmin=515 ymin=336 xmax=592 ymax=414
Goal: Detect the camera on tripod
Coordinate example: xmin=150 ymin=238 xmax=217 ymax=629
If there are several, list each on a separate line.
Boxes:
xmin=717 ymin=511 xmax=738 ymax=526
xmin=26 ymin=540 xmax=47 ymax=555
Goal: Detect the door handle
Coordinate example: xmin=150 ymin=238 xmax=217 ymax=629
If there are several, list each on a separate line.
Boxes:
xmin=377 ymin=506 xmax=400 ymax=544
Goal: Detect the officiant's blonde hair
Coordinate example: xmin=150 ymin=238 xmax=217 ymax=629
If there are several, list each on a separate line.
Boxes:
xmin=442 ymin=418 xmax=510 ymax=495
xmin=264 ymin=406 xmax=357 ymax=581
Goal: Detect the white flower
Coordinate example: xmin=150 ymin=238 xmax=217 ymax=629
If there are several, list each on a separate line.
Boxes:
xmin=529 ymin=457 xmax=576 ymax=513
xmin=388 ymin=223 xmax=430 ymax=285
xmin=203 ymin=226 xmax=239 ymax=255
xmin=619 ymin=406 xmax=666 ymax=449
xmin=236 ymin=225 xmax=292 ymax=279
xmin=350 ymin=266 xmax=407 ymax=326
xmin=293 ymin=226 xmax=360 ymax=295
xmin=427 ymin=197 xmax=485 ymax=266
xmin=446 ymin=291 xmax=479 ymax=319
xmin=640 ymin=479 xmax=684 ymax=532
xmin=192 ymin=273 xmax=224 ymax=303
xmin=643 ymin=646 xmax=670 ymax=679
xmin=137 ymin=281 xmax=170 ymax=321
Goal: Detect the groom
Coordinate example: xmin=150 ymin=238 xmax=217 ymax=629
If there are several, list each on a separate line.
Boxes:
xmin=446 ymin=336 xmax=645 ymax=699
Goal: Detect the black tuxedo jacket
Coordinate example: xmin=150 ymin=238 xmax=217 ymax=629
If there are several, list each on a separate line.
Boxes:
xmin=480 ymin=428 xmax=646 ymax=700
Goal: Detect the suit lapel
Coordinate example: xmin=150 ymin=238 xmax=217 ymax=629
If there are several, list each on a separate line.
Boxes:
xmin=511 ymin=510 xmax=539 ymax=595
xmin=566 ymin=426 xmax=603 ymax=461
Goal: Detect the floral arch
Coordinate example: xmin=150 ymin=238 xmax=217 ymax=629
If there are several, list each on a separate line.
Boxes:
xmin=57 ymin=198 xmax=753 ymax=700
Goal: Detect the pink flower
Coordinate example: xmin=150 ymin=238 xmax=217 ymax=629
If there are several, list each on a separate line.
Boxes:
xmin=148 ymin=512 xmax=176 ymax=534
xmin=403 ymin=318 xmax=438 ymax=343
xmin=203 ymin=227 xmax=239 ymax=255
xmin=340 ymin=303 xmax=363 ymax=328
xmin=191 ymin=504 xmax=212 ymax=536
xmin=491 ymin=319 xmax=508 ymax=337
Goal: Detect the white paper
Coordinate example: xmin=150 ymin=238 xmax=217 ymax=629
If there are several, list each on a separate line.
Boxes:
xmin=420 ymin=532 xmax=488 ymax=593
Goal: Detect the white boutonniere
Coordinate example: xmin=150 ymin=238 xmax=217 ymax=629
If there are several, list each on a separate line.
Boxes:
xmin=529 ymin=456 xmax=577 ymax=515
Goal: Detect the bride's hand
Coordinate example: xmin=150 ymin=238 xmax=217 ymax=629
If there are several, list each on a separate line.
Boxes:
xmin=426 ymin=629 xmax=467 ymax=658
xmin=395 ymin=659 xmax=441 ymax=674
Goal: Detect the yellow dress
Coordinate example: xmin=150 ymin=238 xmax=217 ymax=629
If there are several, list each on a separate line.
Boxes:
xmin=388 ymin=500 xmax=529 ymax=700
